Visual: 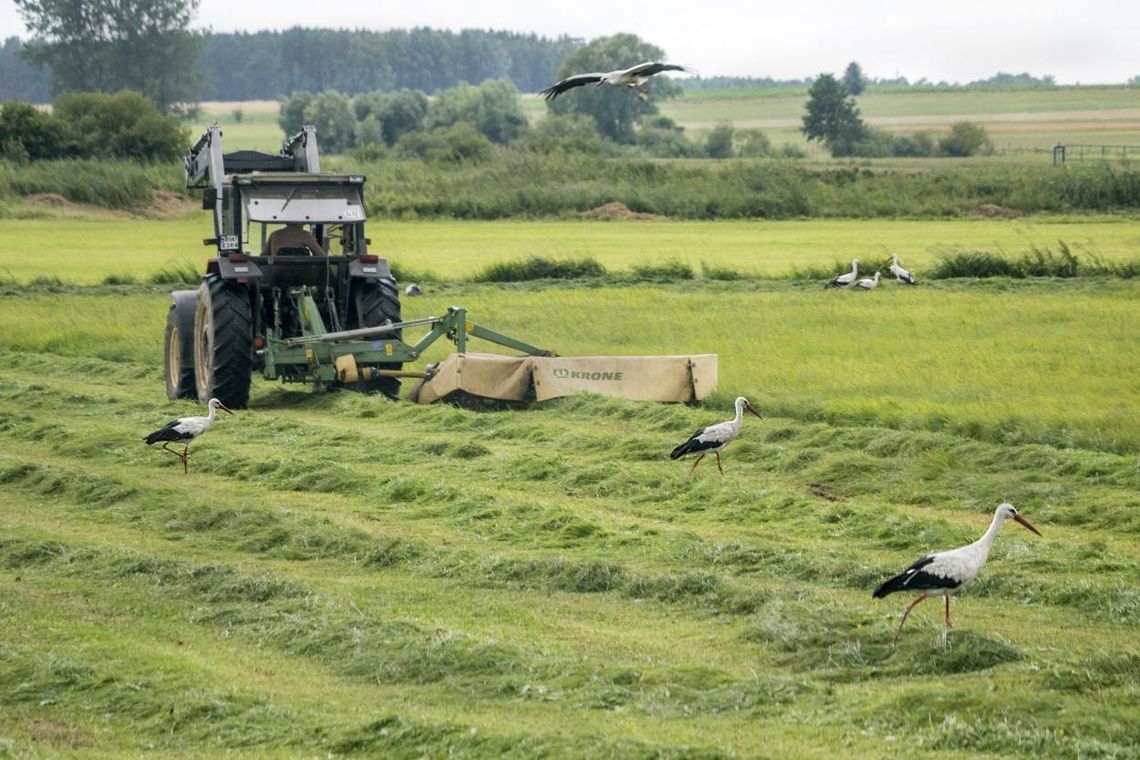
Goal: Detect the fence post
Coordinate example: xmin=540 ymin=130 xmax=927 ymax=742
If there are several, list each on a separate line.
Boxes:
xmin=1052 ymin=143 xmax=1066 ymax=166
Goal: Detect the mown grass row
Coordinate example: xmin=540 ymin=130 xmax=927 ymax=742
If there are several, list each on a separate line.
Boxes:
xmin=2 ymin=262 xmax=1138 ymax=756
xmin=1 ymin=366 xmax=1138 ymax=757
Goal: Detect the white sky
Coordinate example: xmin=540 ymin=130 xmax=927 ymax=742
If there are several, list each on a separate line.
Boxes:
xmin=2 ymin=0 xmax=1137 ymax=85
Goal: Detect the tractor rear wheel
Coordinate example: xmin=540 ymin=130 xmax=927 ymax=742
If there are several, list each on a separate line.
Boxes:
xmin=350 ymin=275 xmax=402 ymax=400
xmin=164 ymin=291 xmax=198 ymax=400
xmin=194 ymin=273 xmax=253 ymax=408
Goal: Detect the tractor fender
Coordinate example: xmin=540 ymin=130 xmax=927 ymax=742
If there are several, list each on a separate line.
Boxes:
xmin=170 ymin=290 xmax=199 ymax=329
xmin=348 ymin=257 xmax=392 ymax=280
xmin=206 ymin=255 xmax=263 ymax=282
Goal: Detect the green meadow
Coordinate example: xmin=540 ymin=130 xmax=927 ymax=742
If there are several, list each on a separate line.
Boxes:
xmin=1 ymin=214 xmax=1138 ymax=284
xmin=1 ymin=207 xmax=1139 ymax=756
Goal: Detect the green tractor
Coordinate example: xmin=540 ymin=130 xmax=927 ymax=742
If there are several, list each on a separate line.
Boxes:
xmin=166 ymin=124 xmax=405 ymax=406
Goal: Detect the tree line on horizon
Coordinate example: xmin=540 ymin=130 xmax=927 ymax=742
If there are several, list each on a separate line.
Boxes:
xmin=1 ymin=25 xmax=1099 ymax=108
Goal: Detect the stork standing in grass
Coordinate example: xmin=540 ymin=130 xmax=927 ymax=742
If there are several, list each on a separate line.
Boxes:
xmin=873 ymin=503 xmax=1042 ymax=643
xmin=670 ymin=396 xmax=762 ymax=475
xmin=853 ymin=271 xmax=881 ymax=291
xmin=828 ymin=259 xmax=860 ymax=288
xmin=540 ymin=62 xmax=691 ymax=100
xmin=889 ymin=253 xmax=916 ymax=285
xmin=144 ymin=397 xmax=234 ymax=473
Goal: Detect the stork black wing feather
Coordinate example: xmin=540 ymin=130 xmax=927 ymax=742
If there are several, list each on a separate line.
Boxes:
xmin=872 ymin=555 xmax=958 ymax=598
xmin=145 ymin=419 xmax=188 ymax=444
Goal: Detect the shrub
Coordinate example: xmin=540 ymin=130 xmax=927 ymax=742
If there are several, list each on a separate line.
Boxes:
xmin=929 ymin=242 xmax=1083 ymax=279
xmin=629 ymin=260 xmax=694 ymax=280
xmin=526 ymin=113 xmax=611 ymax=156
xmin=892 ymin=132 xmax=937 ymax=157
xmin=53 ymin=91 xmax=186 ymax=162
xmin=472 ymin=257 xmax=607 ymax=282
xmin=738 ymin=129 xmax=772 ymax=157
xmin=940 ymin=121 xmax=993 ymax=157
xmin=705 ymin=122 xmax=736 ymax=159
xmin=0 ymin=102 xmax=65 ymax=161
xmin=395 ymin=123 xmax=494 ymax=164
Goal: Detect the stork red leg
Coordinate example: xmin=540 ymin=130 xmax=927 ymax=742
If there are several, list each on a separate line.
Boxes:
xmin=181 ymin=443 xmax=189 ymax=473
xmin=944 ymin=595 xmax=952 ymax=628
xmin=689 ymin=453 xmax=705 ymax=474
xmin=160 ymin=443 xmax=185 ymax=461
xmin=715 ymin=452 xmax=724 ymax=475
xmin=890 ymin=594 xmax=928 ymax=643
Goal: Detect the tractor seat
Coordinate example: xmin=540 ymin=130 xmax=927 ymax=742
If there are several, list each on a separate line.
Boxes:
xmin=263 ymin=226 xmax=325 ymax=257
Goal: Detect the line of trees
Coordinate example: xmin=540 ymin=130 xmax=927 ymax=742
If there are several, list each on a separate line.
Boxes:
xmin=0 ymin=22 xmax=581 ymax=105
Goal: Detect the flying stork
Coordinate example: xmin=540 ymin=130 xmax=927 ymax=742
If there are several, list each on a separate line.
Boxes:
xmin=540 ymin=62 xmax=691 ymax=100
xmin=669 ymin=396 xmax=762 ymax=475
xmin=827 ymin=259 xmax=860 ymax=288
xmin=853 ymin=271 xmax=881 ymax=291
xmin=873 ymin=503 xmax=1042 ymax=643
xmin=889 ymin=253 xmax=916 ymax=285
xmin=144 ymin=397 xmax=234 ymax=472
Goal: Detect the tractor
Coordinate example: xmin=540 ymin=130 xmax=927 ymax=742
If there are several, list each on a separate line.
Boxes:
xmin=164 ymin=124 xmax=714 ymax=409
xmin=167 ymin=124 xmax=413 ymax=407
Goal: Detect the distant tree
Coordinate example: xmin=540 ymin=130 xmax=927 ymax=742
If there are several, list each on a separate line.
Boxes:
xmin=303 ymin=91 xmax=356 ymax=153
xmin=425 ymin=79 xmax=527 ymax=144
xmin=0 ymin=37 xmax=52 ymax=102
xmin=843 ymin=62 xmax=866 ymax=96
xmin=278 ymin=91 xmax=314 ymax=135
xmin=375 ymin=89 xmax=428 ymax=146
xmin=544 ymin=33 xmax=681 ymax=143
xmin=939 ymin=121 xmax=993 ymax=157
xmin=801 ymin=73 xmax=865 ymax=156
xmin=14 ymin=0 xmax=204 ymax=111
xmin=354 ymin=115 xmax=384 ymax=147
xmin=705 ymin=122 xmax=735 ymax=158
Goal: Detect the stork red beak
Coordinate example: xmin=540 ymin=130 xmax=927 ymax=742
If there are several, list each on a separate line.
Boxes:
xmin=218 ymin=402 xmax=235 ymax=415
xmin=746 ymin=404 xmax=763 ymax=420
xmin=1013 ymin=513 xmax=1042 ymax=536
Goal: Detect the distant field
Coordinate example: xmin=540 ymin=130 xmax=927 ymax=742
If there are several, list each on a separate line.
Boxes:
xmin=1 ymin=214 xmax=1137 ymax=285
xmin=207 ymin=86 xmax=1140 ymax=157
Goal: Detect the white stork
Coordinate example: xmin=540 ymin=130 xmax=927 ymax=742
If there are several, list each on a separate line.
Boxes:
xmin=540 ymin=62 xmax=690 ymax=100
xmin=144 ymin=397 xmax=234 ymax=472
xmin=669 ymin=396 xmax=762 ymax=475
xmin=405 ymin=283 xmax=423 ymax=296
xmin=853 ymin=271 xmax=881 ymax=291
xmin=889 ymin=253 xmax=916 ymax=285
xmin=827 ymin=259 xmax=860 ymax=288
xmin=873 ymin=503 xmax=1042 ymax=643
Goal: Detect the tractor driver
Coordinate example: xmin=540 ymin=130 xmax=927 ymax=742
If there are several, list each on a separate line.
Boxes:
xmin=263 ymin=222 xmax=325 ymax=257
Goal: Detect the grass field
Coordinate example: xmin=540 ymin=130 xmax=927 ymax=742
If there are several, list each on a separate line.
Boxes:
xmin=1 ymin=211 xmax=1138 ymax=756
xmin=1 ymin=213 xmax=1138 ymax=285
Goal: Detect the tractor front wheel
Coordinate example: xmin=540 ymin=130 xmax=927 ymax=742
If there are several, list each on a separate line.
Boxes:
xmin=194 ymin=273 xmax=253 ymax=408
xmin=164 ymin=290 xmax=198 ymax=400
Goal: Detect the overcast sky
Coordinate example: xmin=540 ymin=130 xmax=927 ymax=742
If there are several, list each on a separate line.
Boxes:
xmin=2 ymin=0 xmax=1136 ymax=85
